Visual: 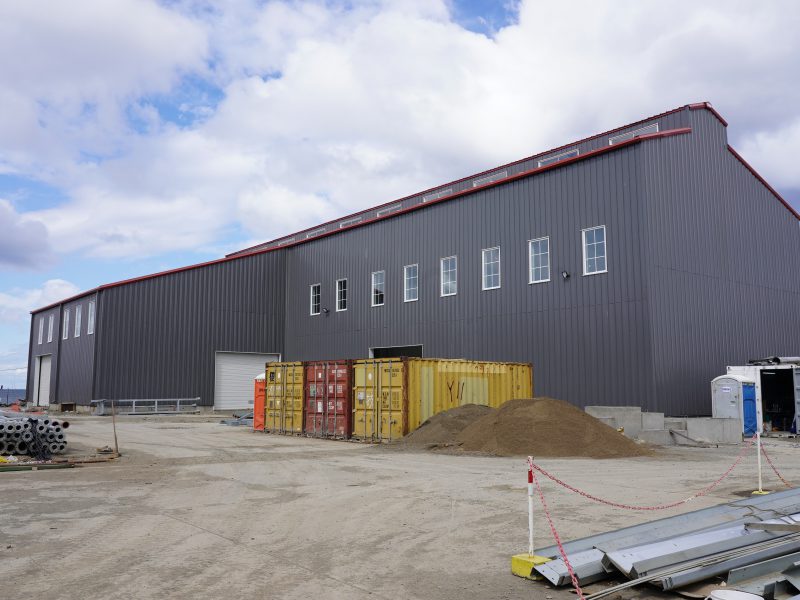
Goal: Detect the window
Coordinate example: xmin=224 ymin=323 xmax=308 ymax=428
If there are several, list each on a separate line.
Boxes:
xmin=309 ymin=284 xmax=321 ymax=315
xmin=63 ymin=309 xmax=70 ymax=340
xmin=482 ymin=247 xmax=501 ymax=290
xmin=440 ymin=256 xmax=457 ymax=296
xmin=371 ymin=271 xmax=385 ymax=307
xmin=336 ymin=279 xmax=348 ymax=311
xmin=404 ymin=264 xmax=418 ymax=302
xmin=528 ymin=237 xmax=551 ymax=283
xmin=75 ymin=305 xmax=82 ymax=337
xmin=38 ymin=317 xmax=43 ymax=345
xmin=582 ymin=225 xmax=607 ymax=275
xmin=47 ymin=314 xmax=54 ymax=343
xmin=88 ymin=300 xmax=96 ymax=334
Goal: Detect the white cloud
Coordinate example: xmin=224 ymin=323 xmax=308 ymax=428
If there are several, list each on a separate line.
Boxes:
xmin=0 ymin=279 xmax=80 ymax=323
xmin=0 ymin=200 xmax=54 ymax=269
xmin=1 ymin=0 xmax=799 ymax=262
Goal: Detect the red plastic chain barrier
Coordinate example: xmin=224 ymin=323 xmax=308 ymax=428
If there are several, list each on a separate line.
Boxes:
xmin=529 ymin=465 xmax=586 ymax=600
xmin=528 ymin=435 xmax=756 ymax=511
xmin=760 ymin=443 xmax=793 ymax=488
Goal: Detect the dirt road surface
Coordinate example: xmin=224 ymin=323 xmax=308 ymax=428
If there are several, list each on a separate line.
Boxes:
xmin=2 ymin=417 xmax=798 ymax=600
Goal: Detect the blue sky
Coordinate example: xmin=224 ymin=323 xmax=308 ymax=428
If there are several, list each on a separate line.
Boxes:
xmin=1 ymin=0 xmax=799 ymax=389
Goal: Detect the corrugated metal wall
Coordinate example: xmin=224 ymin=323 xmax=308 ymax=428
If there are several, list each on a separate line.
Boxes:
xmin=92 ymin=251 xmax=286 ymax=406
xmin=55 ymin=294 xmax=97 ymax=404
xmin=284 ymin=140 xmax=658 ymax=410
xmin=641 ymin=110 xmax=800 ymax=415
xmin=26 ymin=307 xmax=61 ymax=405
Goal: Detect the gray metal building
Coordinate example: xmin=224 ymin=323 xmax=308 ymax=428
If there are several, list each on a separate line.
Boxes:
xmin=26 ymin=103 xmax=800 ymax=415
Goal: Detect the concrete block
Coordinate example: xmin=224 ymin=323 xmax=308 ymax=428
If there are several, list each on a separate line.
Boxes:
xmin=585 ymin=406 xmax=642 ymax=438
xmin=664 ymin=418 xmax=688 ymax=431
xmin=596 ymin=416 xmax=618 ymax=429
xmin=642 ymin=412 xmax=665 ymax=431
xmin=686 ymin=418 xmax=743 ymax=444
xmin=638 ymin=429 xmax=674 ymax=446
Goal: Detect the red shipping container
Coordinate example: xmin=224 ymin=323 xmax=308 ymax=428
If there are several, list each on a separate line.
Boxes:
xmin=253 ymin=374 xmax=266 ymax=431
xmin=304 ymin=361 xmax=352 ymax=439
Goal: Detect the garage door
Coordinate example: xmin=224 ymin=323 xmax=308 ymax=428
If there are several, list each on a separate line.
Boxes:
xmin=214 ymin=352 xmax=279 ymax=410
xmin=35 ymin=355 xmax=52 ymax=407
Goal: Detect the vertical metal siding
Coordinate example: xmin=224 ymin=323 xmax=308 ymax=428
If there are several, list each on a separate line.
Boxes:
xmin=93 ymin=251 xmax=286 ymax=406
xmin=642 ymin=110 xmax=800 ymax=415
xmin=26 ymin=307 xmax=61 ymax=405
xmin=55 ymin=294 xmax=97 ymax=405
xmin=284 ymin=146 xmax=655 ymax=409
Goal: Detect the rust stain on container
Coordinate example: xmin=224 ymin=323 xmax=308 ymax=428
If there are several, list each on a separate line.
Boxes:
xmin=265 ymin=362 xmax=304 ymax=434
xmin=352 ymin=358 xmax=533 ymax=442
xmin=304 ymin=361 xmax=352 ymax=439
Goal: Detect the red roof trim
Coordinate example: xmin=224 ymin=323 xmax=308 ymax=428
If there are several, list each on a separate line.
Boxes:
xmin=230 ymin=103 xmax=704 ymax=257
xmin=32 ymin=126 xmax=693 ymax=314
xmin=688 ymin=102 xmax=728 ymax=127
xmin=727 ymin=145 xmax=800 ymax=221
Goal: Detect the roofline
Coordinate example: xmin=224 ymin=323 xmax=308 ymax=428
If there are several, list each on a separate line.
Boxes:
xmin=727 ymin=145 xmax=800 ymax=220
xmin=231 ymin=102 xmax=720 ymax=257
xmin=31 ymin=126 xmax=693 ymax=314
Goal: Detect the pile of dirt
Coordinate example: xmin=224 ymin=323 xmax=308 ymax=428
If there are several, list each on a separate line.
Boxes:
xmin=457 ymin=397 xmax=651 ymax=458
xmin=401 ymin=403 xmax=494 ymax=449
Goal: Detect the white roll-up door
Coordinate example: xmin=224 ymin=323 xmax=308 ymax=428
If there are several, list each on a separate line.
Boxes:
xmin=214 ymin=352 xmax=279 ymax=410
xmin=36 ymin=355 xmax=52 ymax=407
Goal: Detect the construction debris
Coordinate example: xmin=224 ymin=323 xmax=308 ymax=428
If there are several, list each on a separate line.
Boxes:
xmin=534 ymin=488 xmax=800 ymax=599
xmin=0 ymin=414 xmax=69 ymax=458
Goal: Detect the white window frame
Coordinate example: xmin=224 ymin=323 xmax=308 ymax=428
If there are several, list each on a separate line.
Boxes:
xmin=528 ymin=237 xmax=551 ymax=284
xmin=336 ymin=279 xmax=348 ymax=312
xmin=309 ymin=283 xmax=321 ymax=316
xmin=63 ymin=308 xmax=70 ymax=340
xmin=582 ymin=225 xmax=608 ymax=276
xmin=47 ymin=314 xmax=54 ymax=343
xmin=87 ymin=300 xmax=95 ymax=335
xmin=38 ymin=317 xmax=44 ymax=345
xmin=371 ymin=271 xmax=385 ymax=307
xmin=440 ymin=256 xmax=457 ymax=297
xmin=403 ymin=264 xmax=418 ymax=302
xmin=481 ymin=246 xmax=501 ymax=291
xmin=75 ymin=304 xmax=82 ymax=338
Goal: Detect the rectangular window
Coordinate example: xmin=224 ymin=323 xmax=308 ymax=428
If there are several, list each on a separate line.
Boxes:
xmin=336 ymin=279 xmax=348 ymax=312
xmin=63 ymin=309 xmax=70 ymax=340
xmin=440 ymin=256 xmax=457 ymax=296
xmin=38 ymin=317 xmax=44 ymax=345
xmin=528 ymin=237 xmax=551 ymax=283
xmin=404 ymin=264 xmax=418 ymax=302
xmin=371 ymin=271 xmax=385 ymax=307
xmin=482 ymin=247 xmax=501 ymax=290
xmin=309 ymin=284 xmax=321 ymax=315
xmin=47 ymin=314 xmax=54 ymax=343
xmin=582 ymin=225 xmax=607 ymax=275
xmin=87 ymin=300 xmax=95 ymax=334
xmin=75 ymin=304 xmax=82 ymax=337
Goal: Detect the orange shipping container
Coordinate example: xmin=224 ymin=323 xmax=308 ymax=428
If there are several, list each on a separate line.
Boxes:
xmin=253 ymin=373 xmax=266 ymax=431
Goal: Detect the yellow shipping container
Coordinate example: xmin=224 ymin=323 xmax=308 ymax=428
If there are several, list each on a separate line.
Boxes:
xmin=265 ymin=362 xmax=304 ymax=434
xmin=352 ymin=358 xmax=532 ymax=442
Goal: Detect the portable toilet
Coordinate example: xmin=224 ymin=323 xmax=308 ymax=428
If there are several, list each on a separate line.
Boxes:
xmin=253 ymin=372 xmax=266 ymax=431
xmin=711 ymin=374 xmax=760 ymax=435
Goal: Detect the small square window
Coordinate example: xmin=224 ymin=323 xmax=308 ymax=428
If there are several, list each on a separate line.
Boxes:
xmin=371 ymin=271 xmax=385 ymax=307
xmin=481 ymin=247 xmax=501 ymax=290
xmin=440 ymin=256 xmax=457 ymax=296
xmin=528 ymin=237 xmax=550 ymax=284
xmin=310 ymin=284 xmax=321 ymax=315
xmin=336 ymin=279 xmax=348 ymax=312
xmin=582 ymin=225 xmax=607 ymax=275
xmin=404 ymin=264 xmax=418 ymax=302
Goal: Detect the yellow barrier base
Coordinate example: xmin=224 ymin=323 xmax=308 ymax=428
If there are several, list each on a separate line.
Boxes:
xmin=752 ymin=490 xmax=770 ymax=495
xmin=511 ymin=554 xmax=551 ymax=580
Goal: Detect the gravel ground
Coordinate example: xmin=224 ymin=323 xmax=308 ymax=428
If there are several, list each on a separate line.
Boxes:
xmin=2 ymin=415 xmax=798 ymax=600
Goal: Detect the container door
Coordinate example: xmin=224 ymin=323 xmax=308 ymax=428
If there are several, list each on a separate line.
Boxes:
xmin=742 ymin=383 xmax=758 ymax=436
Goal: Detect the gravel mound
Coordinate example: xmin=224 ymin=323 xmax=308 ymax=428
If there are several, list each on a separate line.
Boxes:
xmin=400 ymin=398 xmax=650 ymax=458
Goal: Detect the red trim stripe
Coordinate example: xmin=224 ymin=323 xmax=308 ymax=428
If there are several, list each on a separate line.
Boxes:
xmin=31 ymin=127 xmax=692 ymax=314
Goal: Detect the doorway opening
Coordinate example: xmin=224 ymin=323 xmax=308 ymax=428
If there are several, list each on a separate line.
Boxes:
xmin=760 ymin=368 xmax=797 ymax=432
xmin=369 ymin=345 xmax=423 ymax=359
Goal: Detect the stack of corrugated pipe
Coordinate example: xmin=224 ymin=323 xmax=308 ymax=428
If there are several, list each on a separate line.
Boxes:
xmin=0 ymin=414 xmax=69 ymax=458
